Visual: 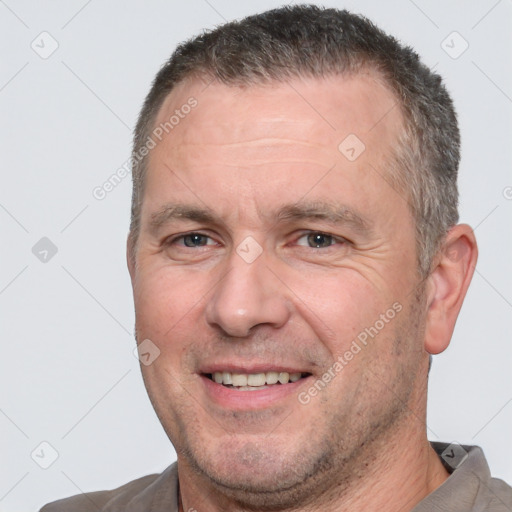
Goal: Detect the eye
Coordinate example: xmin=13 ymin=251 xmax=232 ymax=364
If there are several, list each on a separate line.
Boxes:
xmin=171 ymin=232 xmax=216 ymax=248
xmin=295 ymin=232 xmax=343 ymax=249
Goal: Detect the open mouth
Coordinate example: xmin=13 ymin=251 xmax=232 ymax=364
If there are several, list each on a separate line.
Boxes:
xmin=205 ymin=371 xmax=311 ymax=391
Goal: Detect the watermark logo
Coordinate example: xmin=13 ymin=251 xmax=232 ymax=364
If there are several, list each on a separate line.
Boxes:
xmin=338 ymin=134 xmax=366 ymax=162
xmin=236 ymin=236 xmax=263 ymax=264
xmin=134 ymin=338 xmax=161 ymax=366
xmin=441 ymin=32 xmax=469 ymax=60
xmin=31 ymin=441 xmax=59 ymax=469
xmin=32 ymin=237 xmax=58 ymax=263
xmin=440 ymin=442 xmax=468 ymax=469
xmin=31 ymin=31 xmax=59 ymax=59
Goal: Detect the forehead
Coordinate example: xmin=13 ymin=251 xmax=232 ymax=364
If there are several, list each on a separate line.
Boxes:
xmin=142 ymin=73 xmax=407 ymax=229
xmin=153 ymin=72 xmax=402 ymax=154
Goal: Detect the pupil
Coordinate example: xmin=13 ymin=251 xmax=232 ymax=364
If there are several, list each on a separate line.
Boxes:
xmin=308 ymin=233 xmax=332 ymax=248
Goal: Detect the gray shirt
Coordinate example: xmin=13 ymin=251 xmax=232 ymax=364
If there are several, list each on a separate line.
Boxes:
xmin=40 ymin=442 xmax=512 ymax=511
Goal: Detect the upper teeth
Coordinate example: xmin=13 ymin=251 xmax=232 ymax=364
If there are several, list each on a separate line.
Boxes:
xmin=213 ymin=371 xmax=302 ymax=386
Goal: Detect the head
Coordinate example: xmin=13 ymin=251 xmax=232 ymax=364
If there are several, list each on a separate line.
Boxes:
xmin=127 ymin=5 xmax=477 ymax=509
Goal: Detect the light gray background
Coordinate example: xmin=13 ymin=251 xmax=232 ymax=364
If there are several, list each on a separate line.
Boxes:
xmin=1 ymin=1 xmax=511 ymax=511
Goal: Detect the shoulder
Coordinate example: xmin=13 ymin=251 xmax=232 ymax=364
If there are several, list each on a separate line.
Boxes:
xmin=39 ymin=463 xmax=178 ymax=512
xmin=483 ymin=477 xmax=512 ymax=511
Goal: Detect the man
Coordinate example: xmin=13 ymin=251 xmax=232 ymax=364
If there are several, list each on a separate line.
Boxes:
xmin=41 ymin=5 xmax=512 ymax=511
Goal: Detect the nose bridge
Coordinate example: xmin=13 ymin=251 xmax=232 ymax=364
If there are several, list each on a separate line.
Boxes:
xmin=205 ymin=244 xmax=290 ymax=337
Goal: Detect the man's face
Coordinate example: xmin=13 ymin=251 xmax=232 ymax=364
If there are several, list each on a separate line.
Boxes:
xmin=129 ymin=74 xmax=429 ymax=504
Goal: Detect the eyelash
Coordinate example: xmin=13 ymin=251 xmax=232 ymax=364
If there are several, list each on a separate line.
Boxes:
xmin=166 ymin=231 xmax=347 ymax=250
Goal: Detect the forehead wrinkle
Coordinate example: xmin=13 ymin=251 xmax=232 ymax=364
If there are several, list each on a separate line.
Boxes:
xmin=180 ymin=160 xmax=336 ymax=169
xmin=169 ymin=138 xmax=329 ymax=148
xmin=159 ymin=142 xmax=338 ymax=182
xmin=167 ymin=140 xmax=336 ymax=166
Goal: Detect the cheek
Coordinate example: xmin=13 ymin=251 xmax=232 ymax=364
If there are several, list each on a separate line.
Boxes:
xmin=289 ymin=269 xmax=383 ymax=351
xmin=133 ymin=265 xmax=209 ymax=339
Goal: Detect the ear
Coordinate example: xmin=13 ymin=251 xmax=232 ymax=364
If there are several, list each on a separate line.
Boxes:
xmin=424 ymin=224 xmax=478 ymax=355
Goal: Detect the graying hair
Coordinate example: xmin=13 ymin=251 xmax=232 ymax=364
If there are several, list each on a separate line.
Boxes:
xmin=129 ymin=4 xmax=460 ymax=276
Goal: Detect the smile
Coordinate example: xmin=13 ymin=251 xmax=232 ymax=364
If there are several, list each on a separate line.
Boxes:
xmin=205 ymin=371 xmax=310 ymax=391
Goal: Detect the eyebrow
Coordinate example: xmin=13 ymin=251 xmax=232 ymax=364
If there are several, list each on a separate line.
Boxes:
xmin=148 ymin=200 xmax=373 ymax=236
xmin=149 ymin=204 xmax=219 ymax=234
xmin=275 ymin=201 xmax=372 ymax=235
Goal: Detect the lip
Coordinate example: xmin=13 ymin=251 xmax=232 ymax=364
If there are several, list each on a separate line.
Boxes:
xmin=200 ymin=373 xmax=313 ymax=410
xmin=199 ymin=363 xmax=309 ymax=375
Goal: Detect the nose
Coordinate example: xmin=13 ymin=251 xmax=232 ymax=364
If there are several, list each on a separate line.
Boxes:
xmin=205 ymin=247 xmax=291 ymax=338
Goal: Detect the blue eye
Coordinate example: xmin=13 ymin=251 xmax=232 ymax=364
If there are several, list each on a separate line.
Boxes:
xmin=296 ymin=232 xmax=338 ymax=248
xmin=176 ymin=233 xmax=213 ymax=247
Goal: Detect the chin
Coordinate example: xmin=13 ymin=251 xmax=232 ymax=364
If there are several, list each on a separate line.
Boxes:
xmin=182 ymin=437 xmax=336 ymax=510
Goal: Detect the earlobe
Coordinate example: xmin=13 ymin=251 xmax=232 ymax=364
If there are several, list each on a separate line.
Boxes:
xmin=424 ymin=224 xmax=478 ymax=355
